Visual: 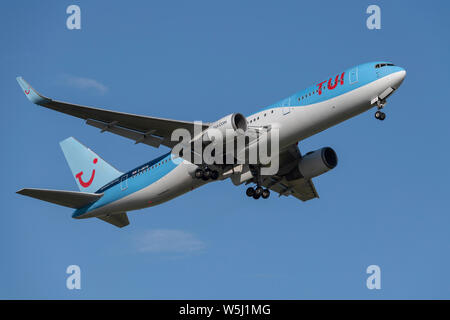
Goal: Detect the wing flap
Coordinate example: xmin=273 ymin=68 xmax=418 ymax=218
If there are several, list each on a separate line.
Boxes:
xmin=289 ymin=178 xmax=319 ymax=201
xmin=86 ymin=119 xmax=164 ymax=148
xmin=258 ymin=142 xmax=320 ymax=202
xmin=16 ymin=188 xmax=103 ymax=209
xmin=262 ymin=177 xmax=318 ymax=202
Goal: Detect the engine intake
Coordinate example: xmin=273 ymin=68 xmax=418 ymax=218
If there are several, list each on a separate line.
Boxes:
xmin=298 ymin=147 xmax=338 ymax=179
xmin=203 ymin=113 xmax=247 ymax=141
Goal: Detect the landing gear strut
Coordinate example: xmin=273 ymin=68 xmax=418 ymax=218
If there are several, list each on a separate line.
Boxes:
xmin=194 ymin=167 xmax=219 ymax=181
xmin=245 ymin=166 xmax=270 ymax=199
xmin=374 ymin=99 xmax=386 ymax=121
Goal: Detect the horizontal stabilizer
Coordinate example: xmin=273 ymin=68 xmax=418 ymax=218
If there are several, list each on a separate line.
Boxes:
xmin=98 ymin=212 xmax=129 ymax=228
xmin=17 ymin=188 xmax=103 ymax=209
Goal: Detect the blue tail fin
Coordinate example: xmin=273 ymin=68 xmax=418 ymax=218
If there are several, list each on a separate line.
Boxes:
xmin=60 ymin=137 xmax=122 ymax=193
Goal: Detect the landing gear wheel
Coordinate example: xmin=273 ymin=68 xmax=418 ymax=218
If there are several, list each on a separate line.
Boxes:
xmin=210 ymin=170 xmax=219 ymax=180
xmin=194 ymin=168 xmax=204 ymax=179
xmin=375 ymin=111 xmax=386 ymax=121
xmin=246 ymin=187 xmax=255 ymax=197
xmin=375 ymin=111 xmax=381 ymax=119
xmin=254 ymin=186 xmax=263 ymax=197
xmin=253 ymin=193 xmax=261 ymax=200
xmin=202 ymin=168 xmax=211 ymax=181
xmin=262 ymin=189 xmax=270 ymax=199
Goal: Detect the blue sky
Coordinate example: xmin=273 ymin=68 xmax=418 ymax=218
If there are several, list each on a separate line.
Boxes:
xmin=1 ymin=0 xmax=449 ymax=299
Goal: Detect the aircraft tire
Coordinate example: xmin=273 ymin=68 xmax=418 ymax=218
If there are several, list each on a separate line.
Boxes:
xmin=195 ymin=168 xmax=203 ymax=179
xmin=211 ymin=170 xmax=219 ymax=180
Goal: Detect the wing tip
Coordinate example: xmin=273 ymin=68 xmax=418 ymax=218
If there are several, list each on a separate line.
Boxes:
xmin=16 ymin=188 xmax=27 ymax=195
xmin=16 ymin=76 xmax=50 ymax=105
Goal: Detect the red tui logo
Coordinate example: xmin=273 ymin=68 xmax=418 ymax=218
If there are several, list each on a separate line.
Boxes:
xmin=75 ymin=158 xmax=98 ymax=188
xmin=316 ymin=72 xmax=345 ymax=95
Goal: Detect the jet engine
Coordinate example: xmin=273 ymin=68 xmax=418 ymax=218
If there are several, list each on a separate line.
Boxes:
xmin=203 ymin=113 xmax=247 ymax=141
xmin=297 ymin=147 xmax=338 ymax=179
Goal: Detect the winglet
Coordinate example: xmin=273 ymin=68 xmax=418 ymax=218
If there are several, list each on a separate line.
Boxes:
xmin=16 ymin=76 xmax=50 ymax=105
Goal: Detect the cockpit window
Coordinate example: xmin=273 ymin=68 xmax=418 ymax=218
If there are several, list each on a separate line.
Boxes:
xmin=375 ymin=63 xmax=395 ymax=68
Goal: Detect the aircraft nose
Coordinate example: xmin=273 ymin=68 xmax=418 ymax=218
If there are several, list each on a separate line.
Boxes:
xmin=392 ymin=68 xmax=406 ymax=89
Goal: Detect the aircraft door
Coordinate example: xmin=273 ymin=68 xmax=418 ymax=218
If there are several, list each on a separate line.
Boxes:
xmin=349 ymin=67 xmax=358 ymax=84
xmin=120 ymin=175 xmax=128 ymax=191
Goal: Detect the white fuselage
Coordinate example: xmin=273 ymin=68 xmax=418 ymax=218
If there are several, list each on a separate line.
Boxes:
xmin=79 ymin=70 xmax=405 ymax=219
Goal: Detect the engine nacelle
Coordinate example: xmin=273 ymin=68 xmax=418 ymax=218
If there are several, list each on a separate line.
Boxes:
xmin=298 ymin=147 xmax=338 ymax=179
xmin=203 ymin=113 xmax=247 ymax=141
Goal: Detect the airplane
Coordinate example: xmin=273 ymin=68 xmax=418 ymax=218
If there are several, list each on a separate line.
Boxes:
xmin=16 ymin=61 xmax=406 ymax=228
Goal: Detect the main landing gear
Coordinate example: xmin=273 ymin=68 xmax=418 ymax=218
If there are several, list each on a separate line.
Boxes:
xmin=246 ymin=186 xmax=270 ymax=200
xmin=245 ymin=165 xmax=270 ymax=199
xmin=194 ymin=167 xmax=219 ymax=181
xmin=374 ymin=100 xmax=386 ymax=121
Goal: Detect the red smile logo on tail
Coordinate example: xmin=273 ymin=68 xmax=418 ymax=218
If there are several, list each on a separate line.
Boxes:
xmin=75 ymin=158 xmax=98 ymax=188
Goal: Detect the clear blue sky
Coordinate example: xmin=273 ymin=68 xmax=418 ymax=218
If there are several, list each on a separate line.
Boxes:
xmin=1 ymin=0 xmax=449 ymax=299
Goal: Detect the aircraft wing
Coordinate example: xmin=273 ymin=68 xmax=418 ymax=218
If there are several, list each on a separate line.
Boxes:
xmin=259 ymin=143 xmax=319 ymax=201
xmin=260 ymin=175 xmax=318 ymax=201
xmin=16 ymin=77 xmax=210 ymax=148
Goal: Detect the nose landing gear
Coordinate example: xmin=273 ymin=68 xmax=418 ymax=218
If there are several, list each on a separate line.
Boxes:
xmin=375 ymin=110 xmax=386 ymax=120
xmin=374 ymin=99 xmax=386 ymax=121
